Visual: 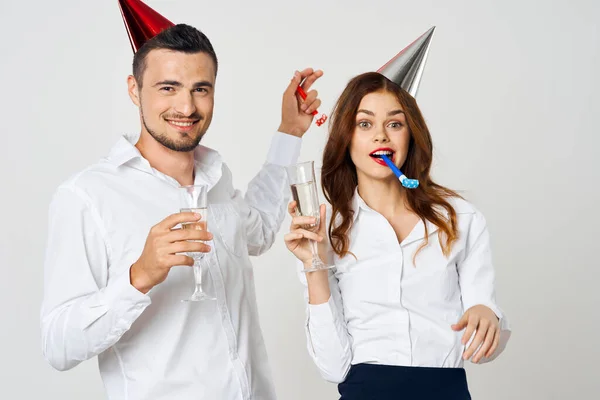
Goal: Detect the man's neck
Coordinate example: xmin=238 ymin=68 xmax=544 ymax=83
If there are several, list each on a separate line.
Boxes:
xmin=135 ymin=131 xmax=195 ymax=186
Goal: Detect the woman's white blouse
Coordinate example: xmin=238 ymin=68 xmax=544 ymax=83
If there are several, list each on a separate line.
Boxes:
xmin=299 ymin=192 xmax=511 ymax=383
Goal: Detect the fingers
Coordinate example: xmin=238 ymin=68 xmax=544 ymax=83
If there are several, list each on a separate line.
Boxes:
xmin=156 ymin=212 xmax=202 ymax=231
xmin=300 ymin=69 xmax=323 ymax=92
xmin=460 ymin=315 xmax=478 ymax=344
xmin=472 ymin=326 xmax=496 ymax=363
xmin=299 ymin=89 xmax=318 ymax=111
xmin=284 ymin=232 xmax=303 ymax=242
xmin=167 ymin=227 xmax=213 ymax=243
xmin=318 ymin=204 xmax=327 ymax=235
xmin=290 ymin=228 xmax=323 ymax=242
xmin=169 ymin=254 xmax=195 ymax=267
xmin=290 ymin=215 xmax=318 ymax=229
xmin=451 ymin=313 xmax=468 ymax=331
xmin=169 ymin=240 xmax=212 ymax=255
xmin=463 ymin=319 xmax=488 ymax=361
xmin=292 ymin=68 xmax=323 ymax=113
xmin=303 ymin=96 xmax=321 ymax=115
xmin=284 ymin=232 xmax=304 ymax=250
xmin=288 ymin=201 xmax=298 ymax=217
xmin=284 ymin=71 xmax=302 ymax=97
xmin=283 ymin=232 xmax=313 ymax=264
xmin=485 ymin=327 xmax=500 ymax=359
xmin=297 ymin=67 xmax=314 ymax=82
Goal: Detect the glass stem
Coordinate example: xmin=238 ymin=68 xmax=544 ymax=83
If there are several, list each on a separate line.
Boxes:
xmin=192 ymin=256 xmax=204 ymax=294
xmin=309 ymin=239 xmax=320 ymax=265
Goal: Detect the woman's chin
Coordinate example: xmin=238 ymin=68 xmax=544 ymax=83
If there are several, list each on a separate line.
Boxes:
xmin=357 ymin=170 xmax=398 ymax=185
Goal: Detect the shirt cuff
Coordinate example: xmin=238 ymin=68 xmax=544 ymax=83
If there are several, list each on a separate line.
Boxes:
xmin=79 ymin=267 xmax=151 ymax=330
xmin=104 ymin=266 xmax=152 ymax=311
xmin=266 ymin=131 xmax=302 ymax=166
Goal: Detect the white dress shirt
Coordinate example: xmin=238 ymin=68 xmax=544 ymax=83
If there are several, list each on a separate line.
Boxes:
xmin=300 ymin=191 xmax=511 ymax=383
xmin=41 ymin=132 xmax=301 ymax=400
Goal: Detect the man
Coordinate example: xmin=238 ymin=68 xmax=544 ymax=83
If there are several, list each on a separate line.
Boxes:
xmin=40 ymin=3 xmax=323 ymax=399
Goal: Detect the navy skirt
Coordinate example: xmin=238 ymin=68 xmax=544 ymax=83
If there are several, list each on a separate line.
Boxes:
xmin=338 ymin=364 xmax=471 ymax=400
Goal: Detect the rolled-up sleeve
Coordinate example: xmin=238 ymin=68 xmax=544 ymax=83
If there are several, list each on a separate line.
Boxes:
xmin=237 ymin=132 xmax=302 ymax=256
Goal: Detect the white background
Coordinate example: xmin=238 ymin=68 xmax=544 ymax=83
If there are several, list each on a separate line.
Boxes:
xmin=1 ymin=0 xmax=599 ymax=398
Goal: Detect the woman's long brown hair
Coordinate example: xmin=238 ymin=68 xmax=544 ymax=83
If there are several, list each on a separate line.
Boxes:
xmin=322 ymin=72 xmax=461 ymax=260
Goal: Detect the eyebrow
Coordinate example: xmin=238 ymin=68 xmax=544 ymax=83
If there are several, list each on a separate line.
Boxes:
xmin=153 ymin=80 xmax=214 ymax=89
xmin=356 ymin=109 xmax=405 ymax=117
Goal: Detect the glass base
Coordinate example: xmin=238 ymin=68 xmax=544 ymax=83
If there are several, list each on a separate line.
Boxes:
xmin=302 ymin=260 xmax=335 ymax=273
xmin=182 ymin=291 xmax=216 ymax=302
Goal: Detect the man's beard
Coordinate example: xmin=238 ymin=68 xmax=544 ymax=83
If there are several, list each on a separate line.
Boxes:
xmin=141 ymin=109 xmax=206 ymax=152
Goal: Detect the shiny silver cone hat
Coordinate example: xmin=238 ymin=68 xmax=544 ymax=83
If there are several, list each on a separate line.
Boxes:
xmin=377 ymin=26 xmax=436 ymax=97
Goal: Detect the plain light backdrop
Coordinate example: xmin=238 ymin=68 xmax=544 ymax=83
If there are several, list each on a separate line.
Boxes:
xmin=1 ymin=0 xmax=598 ymax=399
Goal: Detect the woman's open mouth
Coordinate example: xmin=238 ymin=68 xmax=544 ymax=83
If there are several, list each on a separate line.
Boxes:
xmin=369 ymin=148 xmax=395 ymax=166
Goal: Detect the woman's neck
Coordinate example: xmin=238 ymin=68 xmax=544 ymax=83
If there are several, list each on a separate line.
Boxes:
xmin=356 ymin=176 xmax=410 ymax=219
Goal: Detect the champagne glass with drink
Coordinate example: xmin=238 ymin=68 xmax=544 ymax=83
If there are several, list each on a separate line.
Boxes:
xmin=178 ymin=184 xmax=215 ymax=301
xmin=286 ymin=161 xmax=334 ymax=273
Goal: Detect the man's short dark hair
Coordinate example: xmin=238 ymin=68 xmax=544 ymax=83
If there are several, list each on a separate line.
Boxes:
xmin=132 ymin=24 xmax=218 ymax=87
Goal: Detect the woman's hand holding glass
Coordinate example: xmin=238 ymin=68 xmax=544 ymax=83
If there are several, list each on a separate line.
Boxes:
xmin=284 ymin=201 xmax=328 ymax=270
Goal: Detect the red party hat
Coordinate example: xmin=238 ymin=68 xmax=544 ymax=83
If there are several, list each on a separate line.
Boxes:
xmin=118 ymin=0 xmax=174 ymax=52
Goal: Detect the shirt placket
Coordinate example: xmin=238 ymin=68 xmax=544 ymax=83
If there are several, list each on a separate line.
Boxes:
xmin=374 ymin=212 xmax=414 ymax=366
xmin=396 ymin=246 xmax=414 ymax=365
xmin=206 ymin=207 xmax=252 ymax=400
xmin=151 ymin=167 xmax=251 ymax=398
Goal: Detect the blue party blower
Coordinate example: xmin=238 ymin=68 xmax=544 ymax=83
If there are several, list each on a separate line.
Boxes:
xmin=380 ymin=154 xmax=419 ymax=189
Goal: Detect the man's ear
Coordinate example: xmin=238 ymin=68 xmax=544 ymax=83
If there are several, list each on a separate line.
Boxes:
xmin=127 ymin=75 xmax=140 ymax=107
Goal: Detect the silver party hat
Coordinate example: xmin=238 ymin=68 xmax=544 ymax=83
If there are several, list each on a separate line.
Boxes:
xmin=377 ymin=26 xmax=436 ymax=97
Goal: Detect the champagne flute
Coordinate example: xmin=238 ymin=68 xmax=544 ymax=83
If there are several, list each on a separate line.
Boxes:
xmin=286 ymin=161 xmax=334 ymax=273
xmin=178 ymin=184 xmax=215 ymax=301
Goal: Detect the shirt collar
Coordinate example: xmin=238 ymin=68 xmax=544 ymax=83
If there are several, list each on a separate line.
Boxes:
xmin=191 ymin=144 xmax=223 ymax=190
xmin=350 ymin=187 xmax=444 ymax=245
xmin=351 ymin=187 xmax=368 ymax=223
xmin=105 ymin=134 xmax=223 ymax=190
xmin=106 ymin=135 xmax=141 ymax=167
xmin=350 ymin=187 xmax=477 ymax=245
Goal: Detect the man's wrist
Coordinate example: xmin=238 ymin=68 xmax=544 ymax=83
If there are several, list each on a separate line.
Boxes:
xmin=278 ymin=124 xmax=304 ymax=138
xmin=130 ymin=263 xmax=152 ymax=294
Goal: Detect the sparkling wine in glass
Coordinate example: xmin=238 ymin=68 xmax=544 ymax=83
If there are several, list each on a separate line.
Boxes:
xmin=178 ymin=184 xmax=215 ymax=301
xmin=286 ymin=161 xmax=334 ymax=273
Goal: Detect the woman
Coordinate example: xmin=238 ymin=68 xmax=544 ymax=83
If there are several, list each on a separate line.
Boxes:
xmin=284 ymin=72 xmax=511 ymax=399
